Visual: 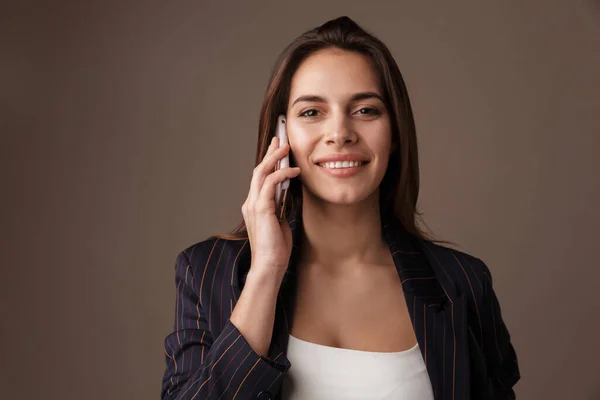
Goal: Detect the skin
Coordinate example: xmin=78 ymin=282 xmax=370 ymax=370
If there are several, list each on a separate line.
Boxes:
xmin=286 ymin=47 xmax=394 ymax=276
xmin=285 ymin=48 xmax=417 ymax=351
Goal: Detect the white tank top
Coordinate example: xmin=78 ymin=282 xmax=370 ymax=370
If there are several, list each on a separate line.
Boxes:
xmin=281 ymin=334 xmax=434 ymax=400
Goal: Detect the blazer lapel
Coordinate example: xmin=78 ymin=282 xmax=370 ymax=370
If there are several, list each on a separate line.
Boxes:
xmin=415 ymin=239 xmax=470 ymax=400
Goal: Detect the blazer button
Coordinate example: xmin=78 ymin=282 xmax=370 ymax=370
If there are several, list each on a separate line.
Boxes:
xmin=257 ymin=390 xmax=272 ymax=400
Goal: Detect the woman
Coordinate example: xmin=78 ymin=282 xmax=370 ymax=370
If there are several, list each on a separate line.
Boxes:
xmin=161 ymin=16 xmax=520 ymax=400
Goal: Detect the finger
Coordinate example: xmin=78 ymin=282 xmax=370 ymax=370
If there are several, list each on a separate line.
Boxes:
xmin=246 ymin=137 xmax=276 ymax=206
xmin=255 ymin=167 xmax=301 ymax=214
xmin=261 ymin=142 xmax=290 ymax=173
xmin=266 ymin=136 xmax=277 ymax=154
xmin=248 ymin=143 xmax=291 ymax=207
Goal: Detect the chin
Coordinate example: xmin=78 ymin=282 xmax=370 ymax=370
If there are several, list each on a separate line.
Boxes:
xmin=316 ymin=188 xmax=376 ymax=206
xmin=300 ymin=175 xmax=379 ymax=205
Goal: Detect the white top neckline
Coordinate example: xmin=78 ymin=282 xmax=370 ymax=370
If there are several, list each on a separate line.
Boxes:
xmin=288 ymin=333 xmax=419 ymax=356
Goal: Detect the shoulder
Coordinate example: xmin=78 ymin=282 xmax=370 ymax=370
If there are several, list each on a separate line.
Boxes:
xmin=173 ymin=236 xmax=250 ymax=291
xmin=423 ymin=240 xmax=494 ymax=299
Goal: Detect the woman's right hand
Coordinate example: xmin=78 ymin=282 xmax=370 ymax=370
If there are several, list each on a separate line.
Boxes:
xmin=241 ymin=136 xmax=301 ymax=281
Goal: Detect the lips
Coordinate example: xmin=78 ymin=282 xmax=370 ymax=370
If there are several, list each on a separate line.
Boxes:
xmin=316 ymin=160 xmax=368 ymax=168
xmin=313 ymin=153 xmax=370 ymax=164
xmin=315 ymin=160 xmax=369 ymax=178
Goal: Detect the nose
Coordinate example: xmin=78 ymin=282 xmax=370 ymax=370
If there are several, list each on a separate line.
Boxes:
xmin=324 ymin=114 xmax=358 ymax=147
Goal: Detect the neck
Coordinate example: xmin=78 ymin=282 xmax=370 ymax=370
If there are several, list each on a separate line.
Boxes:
xmin=298 ymin=191 xmax=388 ymax=274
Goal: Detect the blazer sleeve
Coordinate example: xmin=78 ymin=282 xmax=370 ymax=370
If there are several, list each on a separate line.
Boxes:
xmin=479 ymin=261 xmax=521 ymax=399
xmin=161 ymin=249 xmax=291 ymax=400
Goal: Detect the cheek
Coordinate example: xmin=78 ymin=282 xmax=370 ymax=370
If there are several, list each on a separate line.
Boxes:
xmin=290 ymin=151 xmax=312 ymax=170
xmin=369 ymin=136 xmax=393 ymax=178
xmin=375 ymin=129 xmax=393 ymax=155
xmin=288 ymin=134 xmax=315 ymax=168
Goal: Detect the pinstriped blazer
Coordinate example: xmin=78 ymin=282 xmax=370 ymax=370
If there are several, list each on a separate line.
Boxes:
xmin=161 ymin=206 xmax=520 ymax=400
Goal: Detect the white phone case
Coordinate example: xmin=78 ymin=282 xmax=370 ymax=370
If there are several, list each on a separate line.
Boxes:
xmin=275 ymin=114 xmax=290 ymax=220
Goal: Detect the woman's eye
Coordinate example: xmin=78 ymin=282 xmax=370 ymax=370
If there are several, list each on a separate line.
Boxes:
xmin=356 ymin=107 xmax=380 ymax=115
xmin=299 ymin=109 xmax=319 ymax=118
xmin=298 ymin=107 xmax=381 ymax=118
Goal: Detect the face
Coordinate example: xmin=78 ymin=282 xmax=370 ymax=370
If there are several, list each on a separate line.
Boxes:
xmin=286 ymin=48 xmax=393 ymax=206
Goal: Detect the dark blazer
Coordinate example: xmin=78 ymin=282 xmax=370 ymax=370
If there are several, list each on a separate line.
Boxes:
xmin=161 ymin=206 xmax=520 ymax=400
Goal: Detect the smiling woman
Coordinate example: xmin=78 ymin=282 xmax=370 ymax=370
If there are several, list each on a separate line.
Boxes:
xmin=210 ymin=18 xmax=423 ymax=243
xmin=285 ymin=48 xmax=394 ymax=209
xmin=161 ymin=16 xmax=520 ymax=400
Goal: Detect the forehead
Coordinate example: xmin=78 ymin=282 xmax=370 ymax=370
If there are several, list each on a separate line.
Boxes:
xmin=288 ymin=49 xmax=382 ymax=103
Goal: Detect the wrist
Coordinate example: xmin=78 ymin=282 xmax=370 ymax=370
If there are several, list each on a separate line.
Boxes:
xmin=246 ymin=266 xmax=285 ymax=290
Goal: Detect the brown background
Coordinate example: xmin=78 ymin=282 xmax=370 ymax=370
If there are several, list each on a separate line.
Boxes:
xmin=2 ymin=1 xmax=599 ymax=399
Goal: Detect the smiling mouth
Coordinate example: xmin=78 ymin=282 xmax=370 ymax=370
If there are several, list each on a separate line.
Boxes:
xmin=315 ymin=161 xmax=370 ymax=169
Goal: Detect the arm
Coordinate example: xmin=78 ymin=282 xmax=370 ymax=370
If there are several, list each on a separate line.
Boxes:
xmin=161 ymin=250 xmax=290 ymax=400
xmin=479 ymin=261 xmax=521 ymax=399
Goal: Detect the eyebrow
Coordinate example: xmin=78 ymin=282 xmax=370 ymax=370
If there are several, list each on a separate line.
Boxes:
xmin=291 ymin=91 xmax=385 ymax=107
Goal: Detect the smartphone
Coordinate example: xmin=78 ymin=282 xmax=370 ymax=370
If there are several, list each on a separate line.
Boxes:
xmin=274 ymin=114 xmax=290 ymax=221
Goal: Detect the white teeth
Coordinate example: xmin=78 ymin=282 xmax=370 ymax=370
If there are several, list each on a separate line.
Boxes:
xmin=318 ymin=161 xmax=365 ymax=169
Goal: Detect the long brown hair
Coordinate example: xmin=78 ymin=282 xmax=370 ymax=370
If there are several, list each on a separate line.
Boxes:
xmin=211 ymin=16 xmax=443 ymax=243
